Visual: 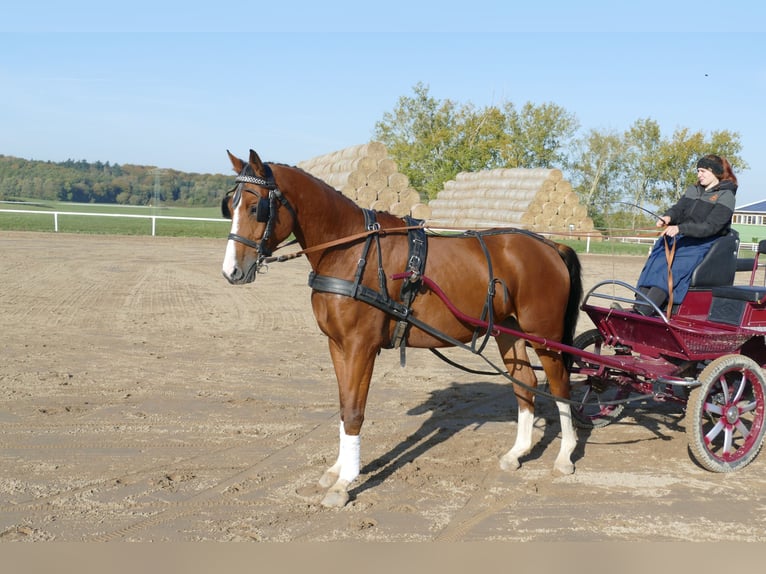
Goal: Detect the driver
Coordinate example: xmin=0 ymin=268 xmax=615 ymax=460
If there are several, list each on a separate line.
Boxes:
xmin=633 ymin=154 xmax=738 ymax=315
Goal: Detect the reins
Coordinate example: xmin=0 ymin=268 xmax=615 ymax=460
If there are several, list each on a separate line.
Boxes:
xmin=663 ymin=235 xmax=677 ymax=320
xmin=260 ymin=224 xmax=428 ymax=265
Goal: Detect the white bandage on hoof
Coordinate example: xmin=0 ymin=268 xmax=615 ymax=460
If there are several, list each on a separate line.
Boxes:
xmin=338 ymin=422 xmax=361 ymax=483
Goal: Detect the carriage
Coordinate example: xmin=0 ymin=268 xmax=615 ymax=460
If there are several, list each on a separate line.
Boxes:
xmin=220 ymin=149 xmax=766 ymax=507
xmin=570 ymin=231 xmax=766 ymax=473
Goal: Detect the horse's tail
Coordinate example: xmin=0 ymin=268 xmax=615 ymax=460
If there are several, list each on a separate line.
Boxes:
xmin=555 ymin=243 xmax=583 ymax=370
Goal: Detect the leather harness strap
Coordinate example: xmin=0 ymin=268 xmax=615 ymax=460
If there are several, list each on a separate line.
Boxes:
xmin=663 ymin=235 xmax=677 ymax=319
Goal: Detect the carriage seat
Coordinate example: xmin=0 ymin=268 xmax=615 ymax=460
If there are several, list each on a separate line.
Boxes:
xmin=689 ymin=229 xmax=740 ymax=288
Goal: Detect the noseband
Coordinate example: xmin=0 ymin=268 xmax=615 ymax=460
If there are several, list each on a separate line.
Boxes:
xmin=226 ymin=164 xmax=296 ymax=268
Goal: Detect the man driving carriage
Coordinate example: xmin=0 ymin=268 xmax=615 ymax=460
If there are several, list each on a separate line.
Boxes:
xmin=633 ymin=154 xmax=738 ymax=315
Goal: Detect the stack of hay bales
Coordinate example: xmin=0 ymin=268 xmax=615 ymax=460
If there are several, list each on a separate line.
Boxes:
xmin=297 ymin=142 xmax=431 ymax=220
xmin=427 ymin=167 xmax=596 ymax=234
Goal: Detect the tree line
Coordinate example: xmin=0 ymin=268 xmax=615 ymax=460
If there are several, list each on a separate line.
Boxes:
xmin=0 ymin=156 xmax=233 ymax=207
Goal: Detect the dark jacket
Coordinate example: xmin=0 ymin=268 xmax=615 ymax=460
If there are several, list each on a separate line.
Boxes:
xmin=664 ymin=180 xmax=737 ymax=238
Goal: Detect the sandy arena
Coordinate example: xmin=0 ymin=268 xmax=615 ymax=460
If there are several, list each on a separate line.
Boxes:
xmin=1 ymin=231 xmax=765 ymax=542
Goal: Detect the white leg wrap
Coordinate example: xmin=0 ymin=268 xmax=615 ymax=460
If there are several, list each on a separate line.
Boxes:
xmin=337 ymin=421 xmax=361 ymax=483
xmin=555 ymin=402 xmax=576 ymax=474
xmin=512 ymin=409 xmax=534 ymax=456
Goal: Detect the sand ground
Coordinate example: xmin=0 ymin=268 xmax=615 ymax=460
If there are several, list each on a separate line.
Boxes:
xmin=1 ymin=231 xmax=765 ymax=542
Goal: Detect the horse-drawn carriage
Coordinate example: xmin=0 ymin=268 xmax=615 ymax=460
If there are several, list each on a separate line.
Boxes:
xmin=220 ymin=149 xmax=766 ymax=507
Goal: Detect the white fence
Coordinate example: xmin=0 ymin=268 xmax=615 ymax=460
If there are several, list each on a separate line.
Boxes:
xmin=0 ymin=209 xmax=226 ymax=236
xmin=2 ymin=208 xmax=761 ymax=255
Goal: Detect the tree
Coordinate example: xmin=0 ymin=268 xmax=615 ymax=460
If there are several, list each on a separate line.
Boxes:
xmin=375 ymin=83 xmax=579 ymax=199
xmin=502 ymin=101 xmax=579 ymax=169
xmin=569 ymin=128 xmax=627 ymax=229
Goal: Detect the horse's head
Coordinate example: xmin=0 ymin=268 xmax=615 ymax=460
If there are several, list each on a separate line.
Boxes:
xmin=221 ymin=149 xmax=296 ymax=284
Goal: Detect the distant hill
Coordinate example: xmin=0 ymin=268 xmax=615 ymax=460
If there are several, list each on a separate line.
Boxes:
xmin=0 ymin=155 xmax=234 ymax=207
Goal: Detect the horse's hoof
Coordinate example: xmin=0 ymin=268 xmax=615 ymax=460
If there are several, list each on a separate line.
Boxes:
xmin=499 ymin=455 xmax=521 ymax=471
xmin=318 ymin=470 xmax=339 ymax=489
xmin=554 ymin=461 xmax=575 ymax=475
xmin=320 ymin=489 xmax=349 ymax=508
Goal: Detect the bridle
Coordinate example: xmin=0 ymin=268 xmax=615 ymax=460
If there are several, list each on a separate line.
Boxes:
xmin=224 ymin=163 xmax=297 ymax=270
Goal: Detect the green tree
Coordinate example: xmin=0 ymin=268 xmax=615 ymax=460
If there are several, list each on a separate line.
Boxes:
xmin=375 ymin=83 xmax=579 ymax=199
xmin=569 ymin=128 xmax=627 ymax=229
xmin=502 ymin=101 xmax=579 ymax=169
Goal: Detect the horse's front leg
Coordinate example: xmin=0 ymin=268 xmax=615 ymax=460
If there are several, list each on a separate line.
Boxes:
xmin=318 ymin=339 xmax=376 ymax=508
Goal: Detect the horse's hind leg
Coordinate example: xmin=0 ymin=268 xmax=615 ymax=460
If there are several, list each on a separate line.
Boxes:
xmin=531 ymin=345 xmax=576 ymax=474
xmin=495 ymin=336 xmax=576 ymax=474
xmin=496 ymin=335 xmax=538 ymax=471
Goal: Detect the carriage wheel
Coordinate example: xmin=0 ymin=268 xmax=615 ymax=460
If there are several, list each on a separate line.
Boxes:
xmin=687 ymin=354 xmax=766 ymax=472
xmin=570 ymin=329 xmax=629 ymax=429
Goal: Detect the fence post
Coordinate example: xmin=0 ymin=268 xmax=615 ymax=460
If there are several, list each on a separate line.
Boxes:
xmin=54 ymin=212 xmax=59 ymax=232
xmin=151 ymin=216 xmax=156 ymax=236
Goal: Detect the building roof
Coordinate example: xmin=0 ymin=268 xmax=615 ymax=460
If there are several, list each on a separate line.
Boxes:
xmin=736 ymin=200 xmax=766 ymax=213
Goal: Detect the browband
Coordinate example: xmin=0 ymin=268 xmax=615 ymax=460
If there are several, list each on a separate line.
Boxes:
xmin=236 ymin=174 xmax=277 ymax=188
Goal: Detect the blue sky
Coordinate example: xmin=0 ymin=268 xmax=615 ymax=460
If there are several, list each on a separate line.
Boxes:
xmin=1 ymin=2 xmax=765 ymax=205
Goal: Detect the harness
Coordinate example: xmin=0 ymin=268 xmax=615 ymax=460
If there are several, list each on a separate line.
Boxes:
xmin=307 ymin=210 xmax=430 ymax=365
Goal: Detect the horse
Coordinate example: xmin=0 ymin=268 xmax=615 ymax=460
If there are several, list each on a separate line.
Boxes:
xmin=221 ymin=149 xmax=583 ymax=508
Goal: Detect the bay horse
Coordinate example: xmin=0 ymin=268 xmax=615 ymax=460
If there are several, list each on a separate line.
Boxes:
xmin=221 ymin=149 xmax=583 ymax=508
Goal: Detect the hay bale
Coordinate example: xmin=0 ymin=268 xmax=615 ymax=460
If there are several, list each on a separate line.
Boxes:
xmin=427 ymin=167 xmax=594 ymax=232
xmin=388 ymin=172 xmax=409 ymax=191
xmin=410 ymin=203 xmax=432 ymax=220
xmin=296 ymin=141 xmax=430 ymax=218
xmin=356 ymin=187 xmax=378 ymax=207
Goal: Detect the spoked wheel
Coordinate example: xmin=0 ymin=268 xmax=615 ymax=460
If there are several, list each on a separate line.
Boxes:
xmin=687 ymin=354 xmax=766 ymax=472
xmin=570 ymin=329 xmax=630 ymax=429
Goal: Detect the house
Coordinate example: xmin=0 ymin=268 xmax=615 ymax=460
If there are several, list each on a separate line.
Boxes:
xmin=732 ymin=200 xmax=766 ymax=247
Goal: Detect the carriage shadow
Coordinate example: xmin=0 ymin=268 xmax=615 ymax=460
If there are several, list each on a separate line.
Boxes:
xmin=350 ymin=380 xmax=590 ymax=500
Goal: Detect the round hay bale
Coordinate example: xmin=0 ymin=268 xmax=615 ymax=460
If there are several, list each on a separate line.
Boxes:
xmin=377 ymin=158 xmax=397 ymax=177
xmin=398 ymin=187 xmax=421 ymax=207
xmin=561 ymin=191 xmax=579 ymax=205
xmin=376 ymin=189 xmax=397 ymax=206
xmin=572 ymin=204 xmax=589 ymax=219
xmin=541 ymin=203 xmax=559 ymax=218
xmin=347 ymin=170 xmax=367 ymax=189
xmin=366 ymin=170 xmax=388 ymax=191
xmin=389 ymin=201 xmax=410 ymax=216
xmin=555 ymin=180 xmax=573 ymax=195
xmin=410 ymin=203 xmax=432 ymax=220
xmin=356 ymin=187 xmax=378 ymax=207
xmin=388 ymin=172 xmax=409 ymax=191
xmin=371 ymin=199 xmax=390 ymax=212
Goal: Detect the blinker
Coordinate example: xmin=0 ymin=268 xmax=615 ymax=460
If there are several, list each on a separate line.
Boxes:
xmin=255 ymin=197 xmax=270 ymax=223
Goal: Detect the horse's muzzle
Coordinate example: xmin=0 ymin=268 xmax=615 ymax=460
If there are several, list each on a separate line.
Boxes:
xmin=222 ymin=262 xmax=258 ymax=285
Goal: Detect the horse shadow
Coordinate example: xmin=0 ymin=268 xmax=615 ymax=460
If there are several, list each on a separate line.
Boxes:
xmin=349 ymin=379 xmax=591 ymax=500
xmin=348 ymin=381 xmax=689 ymax=501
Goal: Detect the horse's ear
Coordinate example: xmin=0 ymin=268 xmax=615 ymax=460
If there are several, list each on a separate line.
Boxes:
xmin=227 ymin=150 xmax=245 ymax=174
xmin=248 ymin=149 xmax=268 ymax=178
